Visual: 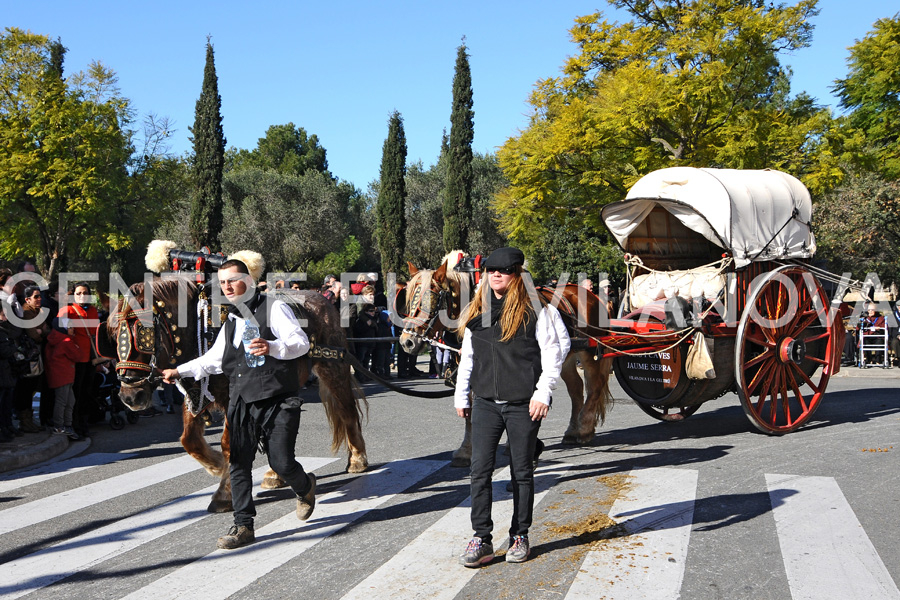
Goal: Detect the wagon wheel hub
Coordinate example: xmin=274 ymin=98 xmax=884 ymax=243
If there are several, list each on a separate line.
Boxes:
xmin=778 ymin=336 xmax=806 ymax=365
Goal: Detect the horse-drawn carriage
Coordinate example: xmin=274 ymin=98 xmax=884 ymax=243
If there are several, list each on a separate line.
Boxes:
xmin=595 ymin=167 xmax=844 ymax=434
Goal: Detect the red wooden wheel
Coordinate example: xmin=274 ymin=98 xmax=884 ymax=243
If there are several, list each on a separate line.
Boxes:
xmin=735 ymin=265 xmax=839 ymax=434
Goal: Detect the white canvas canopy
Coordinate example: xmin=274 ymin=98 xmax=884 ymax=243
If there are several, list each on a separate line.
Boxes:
xmin=601 ymin=167 xmax=816 ymax=268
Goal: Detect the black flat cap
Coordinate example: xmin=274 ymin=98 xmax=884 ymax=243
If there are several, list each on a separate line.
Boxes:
xmin=483 ymin=247 xmax=525 ymax=269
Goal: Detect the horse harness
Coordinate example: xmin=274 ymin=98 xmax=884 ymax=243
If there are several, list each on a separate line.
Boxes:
xmin=115 ymin=300 xmax=182 ymax=387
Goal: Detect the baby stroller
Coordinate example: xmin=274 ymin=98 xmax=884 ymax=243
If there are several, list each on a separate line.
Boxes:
xmin=93 ymin=368 xmax=135 ymax=429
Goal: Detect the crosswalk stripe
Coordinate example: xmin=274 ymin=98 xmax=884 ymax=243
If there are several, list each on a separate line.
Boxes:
xmin=565 ymin=467 xmax=698 ymax=599
xmin=120 ymin=458 xmax=448 ymax=600
xmin=0 ymin=454 xmax=203 ymax=536
xmin=340 ymin=462 xmax=573 ymax=600
xmin=0 ymin=453 xmax=137 ymax=495
xmin=0 ymin=458 xmax=337 ymax=600
xmin=766 ymin=474 xmax=900 ymax=600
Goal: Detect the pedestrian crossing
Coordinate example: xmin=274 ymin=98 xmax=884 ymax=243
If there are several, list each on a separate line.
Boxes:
xmin=0 ymin=451 xmax=897 ymax=600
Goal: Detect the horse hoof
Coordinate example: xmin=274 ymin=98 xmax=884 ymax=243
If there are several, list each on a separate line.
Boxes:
xmin=261 ymin=475 xmax=286 ymax=489
xmin=347 ymin=458 xmax=368 ymax=473
xmin=207 ymin=500 xmax=233 ymax=513
xmin=450 ymin=456 xmax=471 ymax=468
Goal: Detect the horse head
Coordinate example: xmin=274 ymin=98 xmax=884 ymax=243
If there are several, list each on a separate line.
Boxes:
xmin=100 ymin=279 xmax=198 ymax=411
xmin=398 ymin=252 xmax=473 ymax=355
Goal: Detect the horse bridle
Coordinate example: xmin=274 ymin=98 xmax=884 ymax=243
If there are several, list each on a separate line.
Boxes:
xmin=401 ymin=271 xmax=450 ymax=344
xmin=401 ymin=270 xmax=476 ymax=351
xmin=114 ymin=301 xmax=182 ymax=388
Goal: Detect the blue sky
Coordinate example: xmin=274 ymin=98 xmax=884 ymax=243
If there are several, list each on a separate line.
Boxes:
xmin=3 ymin=1 xmax=896 ymax=191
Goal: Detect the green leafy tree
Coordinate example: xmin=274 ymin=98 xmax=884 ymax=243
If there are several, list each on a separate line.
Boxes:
xmin=497 ymin=0 xmax=839 ymax=271
xmin=305 ymin=236 xmax=363 ymax=286
xmin=0 ymin=28 xmax=138 ymax=280
xmin=189 ymin=39 xmax=226 ymax=249
xmin=814 ymin=171 xmax=900 ymax=286
xmin=444 ymin=42 xmax=474 ymax=253
xmin=406 ymin=146 xmax=507 ymax=269
xmin=230 ymin=122 xmax=330 ymax=177
xmin=219 ymin=169 xmax=354 ymax=272
xmin=376 ymin=111 xmax=408 ymax=277
xmin=833 ymin=14 xmax=900 ymax=179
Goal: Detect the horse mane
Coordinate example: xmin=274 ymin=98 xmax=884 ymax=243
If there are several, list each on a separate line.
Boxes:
xmin=108 ymin=278 xmax=199 ymax=330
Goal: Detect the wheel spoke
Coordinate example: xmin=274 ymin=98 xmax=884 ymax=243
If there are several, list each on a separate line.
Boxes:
xmin=743 ymin=347 xmax=773 ymax=370
xmin=788 ymin=308 xmax=819 ymax=338
xmin=754 ymin=364 xmax=777 ymax=415
xmin=779 ymin=370 xmax=792 ymax=426
xmin=745 ymin=332 xmax=775 ymax=348
xmin=788 ymin=360 xmax=820 ymax=394
xmin=746 ymin=355 xmax=777 ymax=396
xmin=802 ymin=330 xmax=830 ymax=344
xmin=785 ymin=367 xmax=808 ymax=414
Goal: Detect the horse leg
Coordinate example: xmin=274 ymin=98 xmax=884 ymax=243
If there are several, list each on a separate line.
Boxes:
xmin=560 ymin=353 xmax=586 ymax=444
xmin=207 ymin=411 xmax=234 ymax=513
xmin=574 ymin=354 xmax=614 ymax=444
xmin=180 ymin=406 xmax=227 ymax=477
xmin=450 ymin=414 xmax=472 ymax=467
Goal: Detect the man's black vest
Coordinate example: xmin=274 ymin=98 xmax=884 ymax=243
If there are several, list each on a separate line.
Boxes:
xmin=467 ymin=302 xmax=542 ymax=403
xmin=221 ymin=295 xmax=301 ymax=404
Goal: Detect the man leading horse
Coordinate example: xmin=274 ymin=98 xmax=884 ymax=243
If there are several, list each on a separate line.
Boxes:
xmin=161 ymin=258 xmax=317 ymax=550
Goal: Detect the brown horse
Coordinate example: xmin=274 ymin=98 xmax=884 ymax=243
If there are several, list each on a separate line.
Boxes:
xmin=398 ymin=254 xmax=613 ymax=467
xmin=101 ymin=278 xmax=368 ymax=513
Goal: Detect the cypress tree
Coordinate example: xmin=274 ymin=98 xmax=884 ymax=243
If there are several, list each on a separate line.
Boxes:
xmin=376 ymin=111 xmax=408 ymax=277
xmin=443 ymin=41 xmax=474 ymax=253
xmin=189 ymin=39 xmax=226 ymax=249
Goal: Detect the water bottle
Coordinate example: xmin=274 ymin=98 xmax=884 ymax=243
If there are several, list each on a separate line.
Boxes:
xmin=241 ymin=320 xmax=266 ymax=368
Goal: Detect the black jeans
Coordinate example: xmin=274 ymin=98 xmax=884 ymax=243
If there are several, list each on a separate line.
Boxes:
xmin=229 ymin=396 xmax=312 ymax=527
xmin=469 ymin=396 xmax=541 ymax=545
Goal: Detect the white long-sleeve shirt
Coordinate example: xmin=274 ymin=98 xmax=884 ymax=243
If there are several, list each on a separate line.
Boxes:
xmin=454 ymin=304 xmax=571 ymax=409
xmin=177 ymin=299 xmax=310 ymax=380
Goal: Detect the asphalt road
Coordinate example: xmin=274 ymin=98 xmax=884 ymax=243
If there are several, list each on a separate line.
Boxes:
xmin=0 ymin=368 xmax=898 ymax=600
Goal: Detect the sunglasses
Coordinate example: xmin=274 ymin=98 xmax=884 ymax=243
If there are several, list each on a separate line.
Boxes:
xmin=486 ymin=266 xmax=516 ymax=275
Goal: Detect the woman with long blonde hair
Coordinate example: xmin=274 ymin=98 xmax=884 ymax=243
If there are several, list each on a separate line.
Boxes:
xmin=454 ymin=247 xmax=570 ymax=567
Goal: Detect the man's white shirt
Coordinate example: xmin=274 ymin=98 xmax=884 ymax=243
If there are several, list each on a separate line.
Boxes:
xmin=177 ymin=299 xmax=310 ymax=380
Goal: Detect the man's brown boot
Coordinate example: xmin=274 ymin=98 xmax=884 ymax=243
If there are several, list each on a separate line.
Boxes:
xmin=296 ymin=473 xmax=316 ymax=520
xmin=216 ymin=525 xmax=255 ymax=550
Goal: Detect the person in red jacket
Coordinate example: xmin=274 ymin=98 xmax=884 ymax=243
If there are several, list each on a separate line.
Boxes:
xmin=57 ymin=282 xmax=99 ymax=436
xmin=45 ymin=327 xmax=83 ymax=440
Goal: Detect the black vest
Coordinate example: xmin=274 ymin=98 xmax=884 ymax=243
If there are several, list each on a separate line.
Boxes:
xmin=221 ymin=295 xmax=301 ymax=403
xmin=467 ymin=303 xmax=542 ymax=403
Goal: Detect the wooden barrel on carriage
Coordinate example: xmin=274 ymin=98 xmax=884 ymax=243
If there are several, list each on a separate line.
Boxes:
xmin=601 ymin=167 xmax=842 ymax=433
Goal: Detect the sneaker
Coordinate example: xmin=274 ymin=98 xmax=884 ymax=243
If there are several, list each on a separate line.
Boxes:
xmin=65 ymin=427 xmax=83 ymax=441
xmin=459 ymin=537 xmax=494 ymax=568
xmin=52 ymin=427 xmax=68 ymax=435
xmin=506 ymin=535 xmax=530 ymax=563
xmin=295 ymin=473 xmax=316 ymax=520
xmin=216 ymin=525 xmax=255 ymax=550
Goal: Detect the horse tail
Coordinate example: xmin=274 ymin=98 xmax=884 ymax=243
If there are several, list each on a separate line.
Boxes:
xmin=314 ymin=360 xmax=369 ymax=454
xmin=594 ymin=355 xmax=614 ymax=426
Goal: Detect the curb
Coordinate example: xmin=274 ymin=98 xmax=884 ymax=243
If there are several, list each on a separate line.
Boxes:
xmin=0 ymin=431 xmax=70 ymax=473
xmin=833 ymin=366 xmax=900 ymax=379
